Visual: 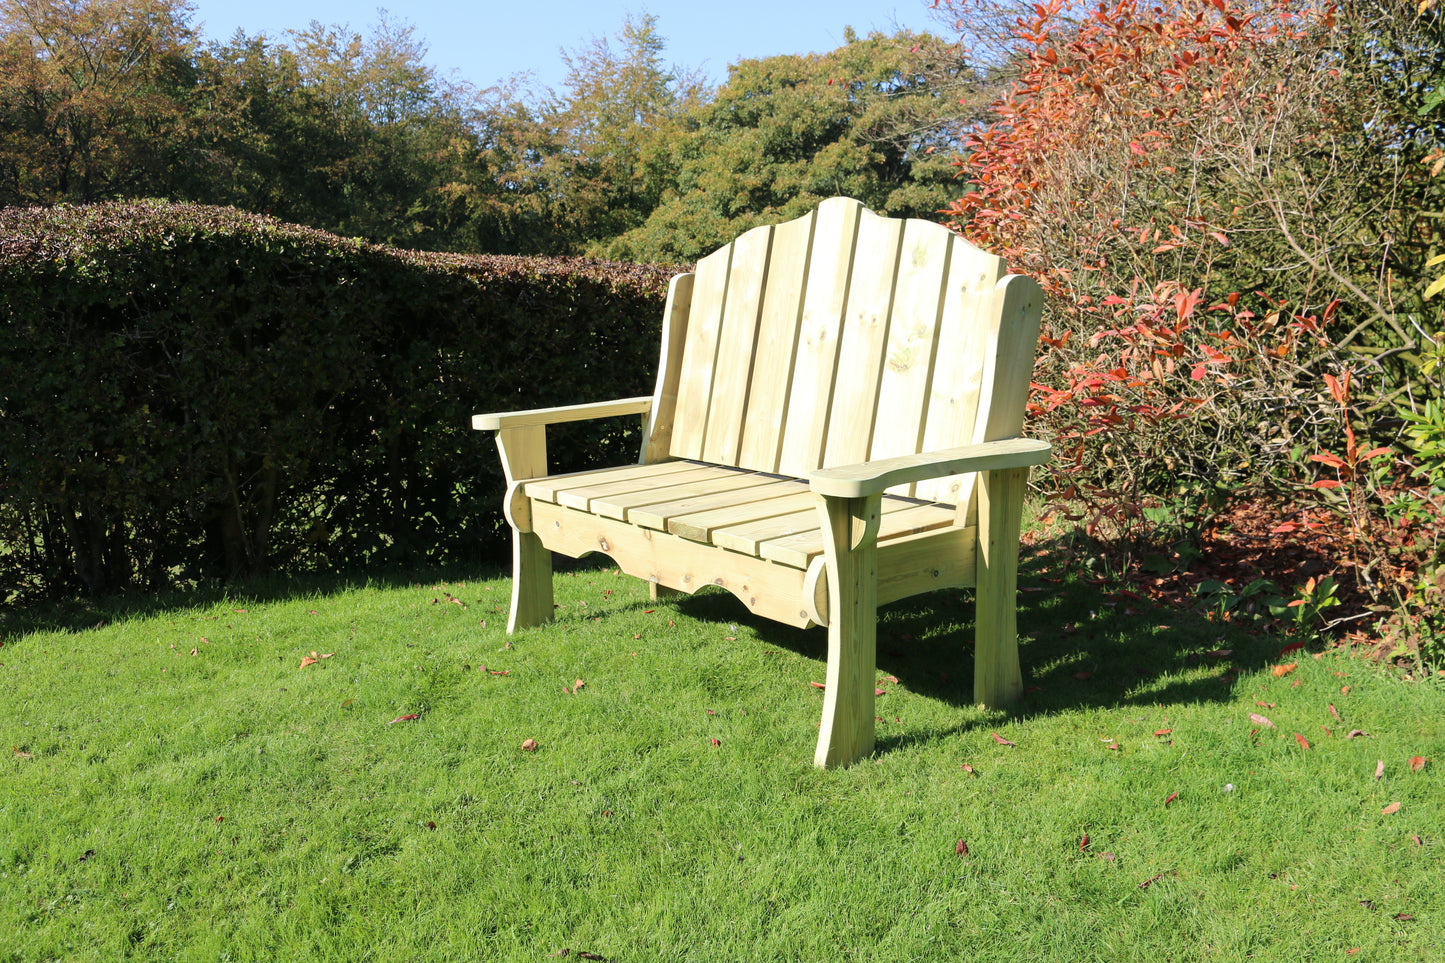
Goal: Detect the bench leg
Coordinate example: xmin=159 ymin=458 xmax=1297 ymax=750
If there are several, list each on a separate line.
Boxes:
xmin=814 ymin=494 xmax=881 ymax=768
xmin=508 ymin=530 xmax=554 ymax=632
xmin=974 ymin=467 xmax=1025 ymax=707
xmin=649 ymin=582 xmax=682 ymax=602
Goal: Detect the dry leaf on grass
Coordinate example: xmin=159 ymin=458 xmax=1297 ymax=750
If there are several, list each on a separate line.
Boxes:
xmin=991 ymin=732 xmax=1016 ymax=746
xmin=1382 ymin=801 xmax=1402 ymax=815
xmin=1249 ymin=713 xmax=1275 ymax=728
xmin=1409 ymin=756 xmax=1428 ymax=772
xmin=521 ymin=738 xmax=540 ymax=752
xmin=1272 ymin=663 xmax=1298 ymax=677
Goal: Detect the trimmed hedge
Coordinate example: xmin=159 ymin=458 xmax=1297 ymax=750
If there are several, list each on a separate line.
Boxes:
xmin=0 ymin=201 xmax=676 ymax=597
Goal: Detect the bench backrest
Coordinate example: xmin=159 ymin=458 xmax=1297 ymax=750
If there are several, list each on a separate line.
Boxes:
xmin=643 ymin=197 xmax=1042 ymax=506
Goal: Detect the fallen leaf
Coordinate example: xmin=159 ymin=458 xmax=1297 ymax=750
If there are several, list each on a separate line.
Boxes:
xmin=573 ymin=678 xmax=585 ymax=693
xmin=425 ymin=820 xmax=437 ymax=830
xmin=1079 ymin=833 xmax=1090 ymax=851
xmin=1100 ymin=851 xmax=1116 ymax=862
xmin=1249 ymin=713 xmax=1276 ymax=728
xmin=1408 ymin=756 xmax=1427 ymax=771
xmin=299 ymin=653 xmax=319 ymax=669
xmin=1393 ymin=913 xmax=1415 ymax=922
xmin=215 ymin=815 xmax=224 ymax=823
xmin=810 ymin=681 xmax=825 ymax=690
xmin=1164 ymin=791 xmax=1180 ymax=807
xmin=1329 ymin=703 xmax=1341 ymax=721
xmin=1072 ymin=670 xmax=1092 ymax=680
xmin=11 ymin=746 xmax=32 ymax=759
xmin=1412 ymin=834 xmax=1423 ymax=847
xmin=1154 ymin=728 xmax=1172 ymax=737
xmin=1375 ymin=760 xmax=1386 ymax=780
xmin=521 ymin=738 xmax=540 ymax=752
xmin=190 ymin=647 xmax=198 ymax=656
xmin=1347 ymin=729 xmax=1371 ymax=739
xmin=78 ymin=849 xmax=96 ymax=862
xmin=874 ymin=688 xmax=887 ymax=696
xmin=955 ymin=838 xmax=969 ymax=857
xmin=1382 ymin=801 xmax=1401 ymax=815
xmin=1295 ymin=733 xmax=1311 ymax=750
xmin=1341 ymin=685 xmax=1351 ymax=695
xmin=388 ymin=714 xmax=420 ymax=725
xmin=1138 ymin=870 xmax=1169 ymax=889
xmin=1277 ymin=640 xmax=1305 ymax=657
xmin=960 ymin=763 xmax=976 ymax=775
xmin=991 ymin=732 xmax=1016 ymax=746
xmin=882 ymin=674 xmax=900 ymax=684
xmin=1255 ymin=701 xmax=1277 ymax=708
xmin=710 ymin=738 xmax=720 ymax=747
xmin=1272 ymin=663 xmax=1298 ymax=677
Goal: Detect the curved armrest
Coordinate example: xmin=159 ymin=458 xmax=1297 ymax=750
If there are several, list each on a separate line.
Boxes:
xmin=809 ymin=437 xmax=1051 ymax=499
xmin=473 ymin=396 xmax=654 ymax=431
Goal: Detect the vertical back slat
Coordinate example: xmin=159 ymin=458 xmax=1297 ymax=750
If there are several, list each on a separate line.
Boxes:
xmin=668 ymin=243 xmax=733 ymax=460
xmin=641 ymin=272 xmax=695 ymax=464
xmin=869 ymin=219 xmax=953 ymax=497
xmin=820 ymin=206 xmax=905 ymax=470
xmin=776 ymin=198 xmax=863 ymax=477
xmin=737 ymin=210 xmax=816 ymax=472
xmin=701 ymin=225 xmax=774 ymax=466
xmin=914 ymin=240 xmax=1009 ymax=505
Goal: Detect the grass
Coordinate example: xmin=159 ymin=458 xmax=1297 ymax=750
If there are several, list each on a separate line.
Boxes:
xmin=1 ymin=551 xmax=1442 ymax=962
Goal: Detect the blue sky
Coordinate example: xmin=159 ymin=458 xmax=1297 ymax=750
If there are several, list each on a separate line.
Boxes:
xmin=187 ymin=1 xmax=949 ymax=93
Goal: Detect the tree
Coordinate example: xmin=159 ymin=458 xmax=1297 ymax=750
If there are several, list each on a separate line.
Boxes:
xmin=468 ymin=13 xmax=707 ymax=255
xmin=0 ymin=0 xmax=199 ymax=204
xmin=599 ymin=29 xmax=984 ymax=263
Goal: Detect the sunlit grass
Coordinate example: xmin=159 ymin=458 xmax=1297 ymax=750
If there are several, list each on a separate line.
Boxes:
xmin=2 ymin=556 xmax=1441 ymax=961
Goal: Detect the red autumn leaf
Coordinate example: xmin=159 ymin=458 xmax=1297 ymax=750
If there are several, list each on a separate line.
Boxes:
xmin=1255 ymin=701 xmax=1276 ymax=708
xmin=882 ymin=674 xmax=900 ymax=684
xmin=1409 ymin=756 xmax=1427 ymax=771
xmin=388 ymin=714 xmax=419 ymax=725
xmin=1079 ymin=833 xmax=1091 ymax=851
xmin=1272 ymin=663 xmax=1298 ymax=677
xmin=1412 ymin=835 xmax=1423 ymax=847
xmin=955 ymin=838 xmax=969 ymax=857
xmin=1154 ymin=728 xmax=1172 ymax=736
xmin=1073 ymin=670 xmax=1092 ymax=680
xmin=1163 ymin=791 xmax=1179 ymax=807
xmin=874 ymin=688 xmax=887 ymax=696
xmin=710 ymin=738 xmax=720 ymax=747
xmin=810 ymin=681 xmax=826 ymax=690
xmin=1329 ymin=703 xmax=1341 ymax=721
xmin=991 ymin=732 xmax=1016 ymax=746
xmin=1277 ymin=640 xmax=1304 ymax=657
xmin=643 ymin=609 xmax=655 ymax=614
xmin=960 ymin=763 xmax=976 ymax=774
xmin=12 ymin=746 xmax=33 ymax=759
xmin=1295 ymin=733 xmax=1311 ymax=750
xmin=1381 ymin=802 xmax=1401 ymax=815
xmin=521 ymin=738 xmax=540 ymax=752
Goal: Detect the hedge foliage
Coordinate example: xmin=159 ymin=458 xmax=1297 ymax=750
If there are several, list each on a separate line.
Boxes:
xmin=0 ymin=201 xmax=676 ymax=598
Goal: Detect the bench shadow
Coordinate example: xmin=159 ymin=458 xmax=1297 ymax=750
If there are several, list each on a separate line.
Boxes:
xmin=662 ymin=538 xmax=1284 ymax=758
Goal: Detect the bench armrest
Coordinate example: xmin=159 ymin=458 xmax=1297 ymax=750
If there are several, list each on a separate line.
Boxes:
xmin=473 ymin=396 xmax=654 ymax=431
xmin=809 ymin=437 xmax=1051 ymax=499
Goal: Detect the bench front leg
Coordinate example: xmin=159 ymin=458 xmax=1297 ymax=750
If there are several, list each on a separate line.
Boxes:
xmin=974 ymin=466 xmax=1026 ymax=707
xmin=813 ymin=492 xmax=882 ymax=768
xmin=496 ymin=425 xmax=553 ymax=632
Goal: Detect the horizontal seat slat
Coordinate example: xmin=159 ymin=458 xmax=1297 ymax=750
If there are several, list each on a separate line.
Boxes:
xmin=757 ymin=502 xmax=958 ymax=569
xmin=666 ymin=489 xmax=820 ymax=543
xmin=630 ymin=479 xmax=805 ymax=534
xmin=588 ymin=468 xmax=772 ymax=521
xmin=549 ymin=466 xmax=726 ymax=513
xmin=523 ymin=460 xmax=700 ymax=504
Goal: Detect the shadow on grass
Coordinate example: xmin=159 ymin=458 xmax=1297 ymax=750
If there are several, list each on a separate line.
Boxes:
xmin=659 ymin=537 xmax=1286 ymax=756
xmin=0 ymin=560 xmax=512 ymax=645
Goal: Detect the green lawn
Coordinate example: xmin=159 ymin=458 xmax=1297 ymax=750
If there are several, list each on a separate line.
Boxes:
xmin=2 ymin=552 xmax=1441 ymax=962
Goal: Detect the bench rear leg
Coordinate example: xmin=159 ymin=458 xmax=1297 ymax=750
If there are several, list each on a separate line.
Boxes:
xmin=974 ymin=467 xmax=1026 ymax=707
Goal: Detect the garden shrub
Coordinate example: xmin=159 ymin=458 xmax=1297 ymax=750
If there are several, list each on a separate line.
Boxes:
xmin=0 ymin=200 xmax=674 ymax=598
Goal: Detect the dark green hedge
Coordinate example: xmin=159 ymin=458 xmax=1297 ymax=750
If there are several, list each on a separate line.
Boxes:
xmin=0 ymin=201 xmax=676 ymax=598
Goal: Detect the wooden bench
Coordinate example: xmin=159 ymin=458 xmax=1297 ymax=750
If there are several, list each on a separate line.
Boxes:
xmin=473 ymin=197 xmax=1049 ymax=767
